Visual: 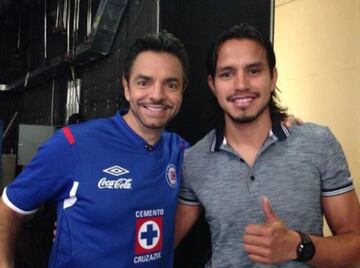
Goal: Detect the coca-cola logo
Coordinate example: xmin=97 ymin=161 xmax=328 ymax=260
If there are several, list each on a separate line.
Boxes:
xmin=97 ymin=177 xmax=132 ymax=189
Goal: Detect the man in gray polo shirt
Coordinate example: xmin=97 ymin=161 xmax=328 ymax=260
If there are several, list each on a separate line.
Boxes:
xmin=175 ymin=24 xmax=360 ymax=267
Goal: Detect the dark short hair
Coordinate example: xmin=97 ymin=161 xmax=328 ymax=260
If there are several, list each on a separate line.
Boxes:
xmin=123 ymin=30 xmax=189 ymax=87
xmin=207 ymin=23 xmax=287 ymax=121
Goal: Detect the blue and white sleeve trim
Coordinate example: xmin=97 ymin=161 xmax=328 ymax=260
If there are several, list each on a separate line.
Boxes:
xmin=1 ymin=187 xmax=38 ymax=215
xmin=178 ymin=196 xmax=201 ymax=206
xmin=178 ymin=185 xmax=201 ymax=206
xmin=322 ymin=179 xmax=354 ymax=197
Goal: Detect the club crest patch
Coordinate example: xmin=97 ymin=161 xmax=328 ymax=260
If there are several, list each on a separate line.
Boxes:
xmin=135 ymin=216 xmax=163 ymax=255
xmin=165 ymin=164 xmax=177 ymax=188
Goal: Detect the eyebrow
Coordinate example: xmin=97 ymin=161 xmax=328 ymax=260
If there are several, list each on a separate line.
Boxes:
xmin=216 ymin=66 xmax=235 ymax=73
xmin=216 ymin=61 xmax=264 ymax=72
xmin=134 ymin=74 xmax=151 ymax=80
xmin=246 ymin=62 xmax=264 ymax=69
xmin=164 ymin=77 xmax=181 ymax=83
xmin=133 ymin=75 xmax=180 ymax=82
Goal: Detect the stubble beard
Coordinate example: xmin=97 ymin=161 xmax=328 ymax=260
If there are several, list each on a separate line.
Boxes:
xmin=226 ymin=97 xmax=271 ymax=125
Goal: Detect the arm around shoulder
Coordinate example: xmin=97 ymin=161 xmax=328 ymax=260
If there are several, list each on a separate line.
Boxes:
xmin=0 ymin=198 xmax=27 ymax=268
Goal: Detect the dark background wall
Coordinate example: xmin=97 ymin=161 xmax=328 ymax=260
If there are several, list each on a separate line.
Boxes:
xmin=161 ymin=0 xmax=273 ymax=145
xmin=0 ymin=0 xmax=158 ymax=155
xmin=160 ymin=1 xmax=272 ymax=266
xmin=0 ymin=0 xmax=272 ymax=267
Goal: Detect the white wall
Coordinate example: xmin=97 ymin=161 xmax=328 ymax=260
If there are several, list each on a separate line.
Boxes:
xmin=274 ymin=0 xmax=360 ymax=235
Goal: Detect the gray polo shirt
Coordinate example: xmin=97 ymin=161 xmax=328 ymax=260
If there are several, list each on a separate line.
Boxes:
xmin=179 ymin=121 xmax=353 ymax=268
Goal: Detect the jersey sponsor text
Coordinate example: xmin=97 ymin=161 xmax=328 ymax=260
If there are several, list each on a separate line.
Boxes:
xmin=134 ymin=252 xmax=161 ymax=264
xmin=97 ymin=177 xmax=132 ymax=189
xmin=135 ymin=209 xmax=164 ymax=218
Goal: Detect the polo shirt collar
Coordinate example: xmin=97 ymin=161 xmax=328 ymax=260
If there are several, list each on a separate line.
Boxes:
xmin=211 ymin=119 xmax=291 ymax=152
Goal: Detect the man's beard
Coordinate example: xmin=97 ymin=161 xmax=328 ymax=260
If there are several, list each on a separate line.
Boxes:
xmin=226 ymin=99 xmax=270 ymax=124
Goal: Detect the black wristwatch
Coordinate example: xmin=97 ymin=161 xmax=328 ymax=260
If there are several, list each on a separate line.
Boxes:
xmin=295 ymin=231 xmax=316 ymax=262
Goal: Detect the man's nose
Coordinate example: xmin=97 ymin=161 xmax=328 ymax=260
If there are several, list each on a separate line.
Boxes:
xmin=234 ymin=71 xmax=249 ymax=91
xmin=149 ymin=82 xmax=165 ymax=100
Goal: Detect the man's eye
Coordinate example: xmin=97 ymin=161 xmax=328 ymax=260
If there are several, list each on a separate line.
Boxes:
xmin=249 ymin=68 xmax=260 ymax=75
xmin=137 ymin=80 xmax=148 ymax=87
xmin=219 ymin=72 xmax=231 ymax=78
xmin=168 ymin=83 xmax=179 ymax=90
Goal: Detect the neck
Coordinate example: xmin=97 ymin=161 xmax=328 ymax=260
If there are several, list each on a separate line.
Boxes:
xmin=123 ymin=112 xmax=163 ymax=145
xmin=225 ymin=110 xmax=271 ymax=144
xmin=224 ymin=110 xmax=272 ymax=166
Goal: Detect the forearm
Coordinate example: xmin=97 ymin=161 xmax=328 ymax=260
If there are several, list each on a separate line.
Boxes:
xmin=308 ymin=232 xmax=360 ymax=268
xmin=308 ymin=191 xmax=360 ymax=267
xmin=174 ymin=203 xmax=202 ymax=248
xmin=0 ymin=200 xmax=23 ymax=268
xmin=174 ymin=212 xmax=195 ymax=248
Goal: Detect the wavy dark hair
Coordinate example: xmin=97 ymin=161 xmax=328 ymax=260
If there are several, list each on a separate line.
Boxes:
xmin=123 ymin=30 xmax=189 ymax=88
xmin=207 ymin=23 xmax=287 ymax=123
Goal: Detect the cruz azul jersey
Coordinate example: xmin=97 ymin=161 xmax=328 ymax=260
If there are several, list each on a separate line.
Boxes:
xmin=3 ymin=111 xmax=188 ymax=268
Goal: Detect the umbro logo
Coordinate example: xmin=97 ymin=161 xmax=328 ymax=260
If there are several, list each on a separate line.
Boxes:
xmin=103 ymin=165 xmax=129 ymax=176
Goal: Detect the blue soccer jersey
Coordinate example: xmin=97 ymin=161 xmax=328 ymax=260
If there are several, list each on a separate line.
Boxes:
xmin=2 ymin=111 xmax=188 ymax=268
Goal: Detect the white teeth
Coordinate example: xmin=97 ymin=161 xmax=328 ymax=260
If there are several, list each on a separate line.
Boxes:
xmin=234 ymin=97 xmax=252 ymax=103
xmin=144 ymin=105 xmax=166 ymax=111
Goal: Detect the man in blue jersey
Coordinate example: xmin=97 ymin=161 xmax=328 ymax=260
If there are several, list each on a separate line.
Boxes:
xmin=0 ymin=31 xmax=189 ymax=268
xmin=175 ymin=24 xmax=360 ymax=267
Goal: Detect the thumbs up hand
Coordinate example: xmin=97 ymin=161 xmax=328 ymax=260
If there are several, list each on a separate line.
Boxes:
xmin=262 ymin=196 xmax=278 ymax=223
xmin=243 ymin=197 xmax=300 ymax=264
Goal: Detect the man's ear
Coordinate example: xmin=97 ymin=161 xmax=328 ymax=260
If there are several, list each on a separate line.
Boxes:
xmin=122 ymin=76 xmax=130 ymax=101
xmin=208 ymin=75 xmax=216 ymax=94
xmin=271 ymin=67 xmax=278 ymax=92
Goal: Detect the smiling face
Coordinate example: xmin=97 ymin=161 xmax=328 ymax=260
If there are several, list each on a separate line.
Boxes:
xmin=123 ymin=51 xmax=184 ymax=138
xmin=209 ymin=38 xmax=277 ymax=125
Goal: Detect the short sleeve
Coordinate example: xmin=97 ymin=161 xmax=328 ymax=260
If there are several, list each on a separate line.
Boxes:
xmin=321 ymin=128 xmax=354 ymax=196
xmin=2 ymin=129 xmax=76 ymax=214
xmin=178 ymin=151 xmax=201 ymax=206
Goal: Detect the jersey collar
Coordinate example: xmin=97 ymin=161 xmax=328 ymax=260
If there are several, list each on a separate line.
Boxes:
xmin=115 ymin=109 xmax=163 ymax=151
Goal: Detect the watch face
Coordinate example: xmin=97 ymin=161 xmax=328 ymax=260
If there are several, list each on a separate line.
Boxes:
xmin=300 ymin=242 xmax=315 ymax=261
xmin=296 ymin=232 xmax=316 ymax=262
